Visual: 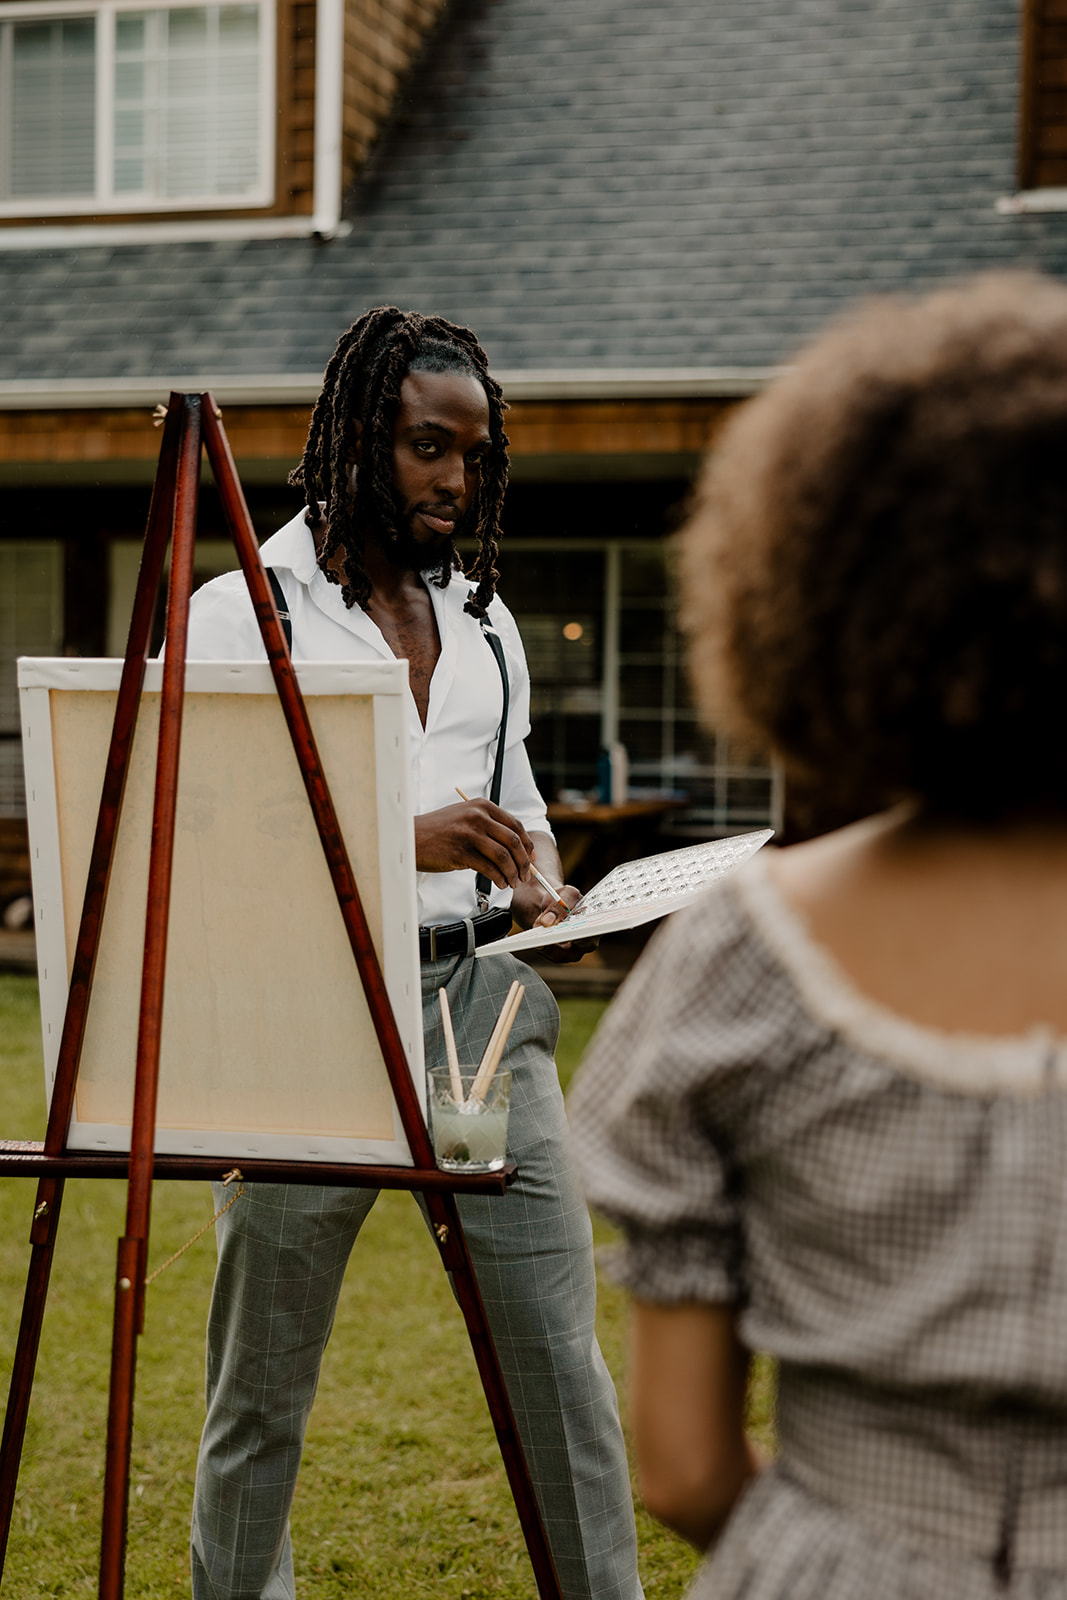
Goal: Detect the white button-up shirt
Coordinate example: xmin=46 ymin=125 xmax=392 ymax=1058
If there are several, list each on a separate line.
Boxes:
xmin=184 ymin=509 xmax=551 ymax=927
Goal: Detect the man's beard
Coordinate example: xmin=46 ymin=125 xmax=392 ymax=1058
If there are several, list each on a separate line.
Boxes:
xmin=386 ymin=496 xmax=470 ymax=575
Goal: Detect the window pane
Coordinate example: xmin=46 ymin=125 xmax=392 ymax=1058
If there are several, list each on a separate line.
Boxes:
xmin=13 ymin=21 xmax=55 ymax=60
xmin=114 ymin=156 xmax=145 ymax=191
xmin=115 ymin=14 xmax=145 ymax=50
xmin=1 ymin=4 xmax=264 ymax=209
xmin=114 ymin=60 xmax=144 ymax=98
xmin=10 ymin=18 xmax=95 ymax=198
xmin=112 ymin=4 xmax=261 ymax=200
xmin=516 ymin=615 xmax=598 ymax=684
xmin=620 ymin=548 xmax=667 ymax=599
xmin=168 ymin=6 xmax=208 ymax=46
xmin=504 ymin=550 xmax=605 ymax=801
xmin=619 ymin=663 xmax=666 ymax=710
xmin=114 ymin=108 xmax=145 ymax=149
xmin=619 ymin=717 xmax=669 ymax=765
xmin=618 ymin=604 xmax=669 ymax=655
xmin=220 ymin=5 xmax=259 ymax=45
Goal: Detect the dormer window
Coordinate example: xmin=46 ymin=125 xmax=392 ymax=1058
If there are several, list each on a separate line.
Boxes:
xmin=0 ymin=0 xmax=274 ymax=215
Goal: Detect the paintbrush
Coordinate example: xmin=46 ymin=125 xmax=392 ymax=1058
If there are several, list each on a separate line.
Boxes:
xmin=470 ymin=982 xmax=525 ymax=1104
xmin=438 ymin=987 xmax=464 ymax=1102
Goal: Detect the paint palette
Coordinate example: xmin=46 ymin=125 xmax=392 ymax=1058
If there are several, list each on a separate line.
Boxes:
xmin=569 ymin=831 xmax=774 ymax=921
xmin=477 ymin=828 xmax=774 ymax=957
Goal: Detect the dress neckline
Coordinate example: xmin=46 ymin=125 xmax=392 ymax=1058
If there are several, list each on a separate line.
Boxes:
xmin=733 ymin=853 xmax=1067 ymax=1096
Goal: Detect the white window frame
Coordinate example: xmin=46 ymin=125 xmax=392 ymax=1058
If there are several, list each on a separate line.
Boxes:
xmin=0 ymin=0 xmax=275 ymax=216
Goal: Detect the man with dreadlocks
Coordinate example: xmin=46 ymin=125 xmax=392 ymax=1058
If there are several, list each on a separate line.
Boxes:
xmin=181 ymin=307 xmax=644 ymax=1600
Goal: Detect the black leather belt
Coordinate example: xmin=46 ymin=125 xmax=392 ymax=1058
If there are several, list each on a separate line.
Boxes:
xmin=419 ymin=906 xmax=512 ymax=963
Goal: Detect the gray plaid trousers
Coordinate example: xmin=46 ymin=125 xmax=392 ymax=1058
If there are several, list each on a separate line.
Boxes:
xmin=190 ymin=950 xmax=642 ymax=1600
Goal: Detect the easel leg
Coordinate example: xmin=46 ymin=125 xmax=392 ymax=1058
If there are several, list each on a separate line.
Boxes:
xmin=1 ymin=399 xmax=186 ymax=1590
xmin=206 ymin=399 xmax=560 ymax=1595
xmin=97 ymin=394 xmax=203 ymax=1600
xmin=425 ymin=1191 xmax=563 ymax=1600
xmin=98 ymin=1238 xmax=143 ymax=1600
xmin=0 ymin=1179 xmax=65 ymax=1579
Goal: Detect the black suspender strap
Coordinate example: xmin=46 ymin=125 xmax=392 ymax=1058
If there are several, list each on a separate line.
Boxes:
xmin=480 ymin=620 xmax=510 ymax=809
xmin=474 ymin=611 xmax=511 ymax=908
xmin=266 ymin=568 xmax=292 ymax=653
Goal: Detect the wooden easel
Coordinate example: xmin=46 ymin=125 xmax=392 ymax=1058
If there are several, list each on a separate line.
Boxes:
xmin=0 ymin=393 xmax=562 ymax=1600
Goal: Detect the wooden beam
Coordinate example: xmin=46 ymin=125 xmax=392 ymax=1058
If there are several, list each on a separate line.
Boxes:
xmin=505 ymin=397 xmax=735 ymax=457
xmin=0 ymin=397 xmax=740 ymax=471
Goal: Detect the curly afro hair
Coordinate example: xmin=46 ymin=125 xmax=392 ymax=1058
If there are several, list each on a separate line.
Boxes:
xmin=679 ymin=272 xmax=1067 ymax=824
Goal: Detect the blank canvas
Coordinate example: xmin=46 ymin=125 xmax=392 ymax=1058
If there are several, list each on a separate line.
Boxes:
xmin=19 ymin=658 xmax=424 ymax=1166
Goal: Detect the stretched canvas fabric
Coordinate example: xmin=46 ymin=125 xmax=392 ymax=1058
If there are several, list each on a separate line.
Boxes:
xmin=20 ymin=659 xmax=423 ymax=1165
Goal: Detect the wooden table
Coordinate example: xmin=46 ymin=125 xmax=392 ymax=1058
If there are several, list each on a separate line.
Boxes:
xmin=546 ymin=798 xmax=687 ymax=890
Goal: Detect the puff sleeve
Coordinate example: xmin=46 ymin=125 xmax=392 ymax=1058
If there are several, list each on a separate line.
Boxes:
xmin=568 ymin=879 xmax=772 ymax=1306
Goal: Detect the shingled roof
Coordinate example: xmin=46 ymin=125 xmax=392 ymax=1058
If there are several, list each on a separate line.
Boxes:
xmin=2 ymin=0 xmax=1066 ymax=382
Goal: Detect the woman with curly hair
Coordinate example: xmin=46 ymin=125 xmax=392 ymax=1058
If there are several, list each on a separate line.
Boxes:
xmin=570 ymin=272 xmax=1067 ymax=1600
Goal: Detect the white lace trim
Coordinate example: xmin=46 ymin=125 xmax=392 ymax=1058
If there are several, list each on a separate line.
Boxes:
xmin=733 ymin=853 xmax=1067 ymax=1097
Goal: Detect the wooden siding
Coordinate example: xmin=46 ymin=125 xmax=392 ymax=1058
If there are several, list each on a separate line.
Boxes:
xmin=1020 ymin=0 xmax=1067 ymax=189
xmin=277 ymin=0 xmax=317 ymax=215
xmin=342 ymin=0 xmax=449 ymax=189
xmin=505 ymin=399 xmax=735 ymax=459
xmin=0 ymin=398 xmax=738 ymax=471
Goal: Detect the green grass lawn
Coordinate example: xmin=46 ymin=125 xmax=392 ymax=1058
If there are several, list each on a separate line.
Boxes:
xmin=0 ymin=976 xmax=771 ymax=1598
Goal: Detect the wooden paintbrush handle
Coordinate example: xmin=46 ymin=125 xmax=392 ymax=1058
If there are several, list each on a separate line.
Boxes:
xmin=471 ymin=985 xmax=525 ymax=1103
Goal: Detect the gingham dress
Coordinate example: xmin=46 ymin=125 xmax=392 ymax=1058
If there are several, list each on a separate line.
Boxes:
xmin=569 ymin=853 xmax=1067 ymax=1600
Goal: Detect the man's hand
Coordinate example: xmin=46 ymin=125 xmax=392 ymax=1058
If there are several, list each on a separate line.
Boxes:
xmin=511 ymin=833 xmax=599 ymax=966
xmin=414 ymin=797 xmax=535 ymax=888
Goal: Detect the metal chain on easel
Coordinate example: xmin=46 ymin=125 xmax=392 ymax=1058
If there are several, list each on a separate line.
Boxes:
xmin=144 ymin=1168 xmax=245 ymax=1287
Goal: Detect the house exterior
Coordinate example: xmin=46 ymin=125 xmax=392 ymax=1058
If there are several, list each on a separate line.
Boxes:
xmin=2 ymin=0 xmax=1067 ymax=914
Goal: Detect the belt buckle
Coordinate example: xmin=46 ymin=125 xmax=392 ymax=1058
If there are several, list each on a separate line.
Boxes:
xmin=429 ymin=925 xmax=439 ymax=962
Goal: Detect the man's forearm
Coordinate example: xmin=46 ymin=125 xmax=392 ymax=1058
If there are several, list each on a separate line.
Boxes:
xmin=529 ymin=831 xmax=564 ymax=889
xmin=510 ymin=832 xmax=591 ymax=956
